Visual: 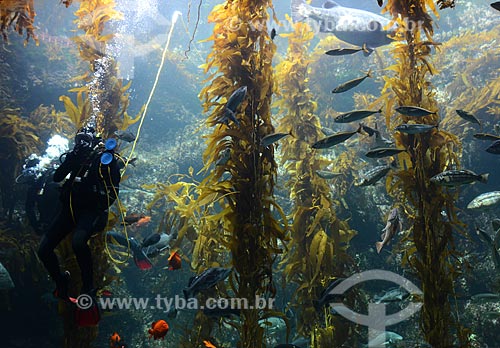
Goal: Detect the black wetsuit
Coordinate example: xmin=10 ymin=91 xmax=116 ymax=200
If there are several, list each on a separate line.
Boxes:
xmin=38 ymin=147 xmax=120 ymax=294
xmin=25 ymin=169 xmax=61 ymax=236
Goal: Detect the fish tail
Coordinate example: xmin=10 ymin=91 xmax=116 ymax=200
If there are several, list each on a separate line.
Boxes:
xmin=291 ymin=0 xmax=308 ymax=22
xmin=479 ymin=173 xmax=489 ymax=184
xmin=366 ymin=68 xmax=373 ymax=78
xmin=375 ymin=241 xmax=384 ymax=254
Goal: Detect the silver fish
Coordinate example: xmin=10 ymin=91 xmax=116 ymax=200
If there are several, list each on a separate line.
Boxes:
xmin=470 ymin=293 xmax=500 ymax=302
xmin=334 ymin=109 xmax=381 ymax=123
xmin=312 ymin=125 xmax=362 ymax=149
xmin=374 ymin=287 xmax=409 ymax=304
xmin=325 ymin=43 xmax=373 ymax=56
xmin=216 ymin=148 xmax=231 ymax=166
xmin=467 ymin=191 xmax=500 ymax=210
xmin=367 ymin=332 xmax=403 ymax=347
xmin=395 ymin=106 xmax=435 ymax=117
xmin=355 ymin=165 xmax=391 ymax=186
xmin=395 ymin=123 xmax=437 ymax=134
xmin=331 ymin=70 xmax=372 ymax=94
xmin=316 ymin=170 xmax=342 ymax=179
xmin=376 ymin=208 xmax=402 ymax=253
xmin=365 ymin=147 xmax=405 ymax=158
xmin=455 ymin=109 xmax=481 ymax=126
xmin=430 ymin=170 xmax=488 ymax=187
xmin=473 ymin=133 xmax=500 ymax=141
xmin=221 ymin=86 xmax=247 ymax=126
xmin=261 ymin=132 xmax=291 ymax=147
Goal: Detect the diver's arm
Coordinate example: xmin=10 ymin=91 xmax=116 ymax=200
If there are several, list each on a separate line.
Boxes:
xmin=53 ymin=152 xmax=78 ymax=182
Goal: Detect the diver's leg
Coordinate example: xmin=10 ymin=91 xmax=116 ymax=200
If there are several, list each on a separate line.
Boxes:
xmin=37 ymin=210 xmax=73 ymax=296
xmin=72 ymin=210 xmax=98 ymax=294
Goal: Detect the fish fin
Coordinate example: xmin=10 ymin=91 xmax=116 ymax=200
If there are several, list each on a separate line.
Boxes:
xmin=356 ymin=124 xmax=363 ymax=134
xmin=375 ymin=241 xmax=384 ymax=254
xmin=291 ymin=0 xmax=309 ymax=22
xmin=322 ymin=0 xmax=339 ymax=9
xmin=479 ymin=173 xmax=489 ymax=184
xmin=226 ymin=109 xmax=240 ymax=127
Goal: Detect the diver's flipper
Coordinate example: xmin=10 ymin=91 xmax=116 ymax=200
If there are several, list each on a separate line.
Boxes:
xmin=75 ymin=300 xmax=101 ymax=327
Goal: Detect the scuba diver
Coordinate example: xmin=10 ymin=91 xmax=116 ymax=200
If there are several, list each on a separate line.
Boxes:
xmin=37 ymin=126 xmax=121 ymax=326
xmin=18 ymin=155 xmax=62 ymax=236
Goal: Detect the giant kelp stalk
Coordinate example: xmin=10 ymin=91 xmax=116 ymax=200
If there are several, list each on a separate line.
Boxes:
xmin=197 ymin=0 xmax=286 ymax=347
xmin=0 ymin=0 xmax=37 ymax=44
xmin=377 ymin=1 xmax=469 ymax=346
xmin=55 ymin=1 xmax=130 ymax=347
xmin=275 ymin=19 xmax=356 ymax=347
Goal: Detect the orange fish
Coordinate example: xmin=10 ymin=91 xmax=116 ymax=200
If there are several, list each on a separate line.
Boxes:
xmin=203 ymin=340 xmax=217 ymax=348
xmin=148 ymin=319 xmax=169 ymax=340
xmin=110 ymin=332 xmax=121 ymax=347
xmin=168 ymin=251 xmax=182 ymax=270
xmin=135 ymin=216 xmax=151 ymax=228
xmin=121 ymin=213 xmax=145 ymax=225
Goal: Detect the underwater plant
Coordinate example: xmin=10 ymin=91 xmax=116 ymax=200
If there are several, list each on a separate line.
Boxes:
xmin=373 ymin=0 xmax=470 ymax=346
xmin=274 ymin=18 xmax=356 ymax=347
xmin=0 ymin=0 xmax=38 ymax=45
xmin=0 ymin=108 xmax=42 ymax=220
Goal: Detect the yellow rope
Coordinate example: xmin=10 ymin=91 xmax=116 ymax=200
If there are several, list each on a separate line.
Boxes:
xmin=121 ymin=11 xmax=181 ymax=177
